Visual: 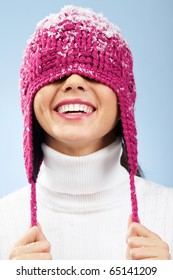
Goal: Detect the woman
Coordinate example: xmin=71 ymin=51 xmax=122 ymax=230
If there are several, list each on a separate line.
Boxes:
xmin=0 ymin=5 xmax=172 ymax=260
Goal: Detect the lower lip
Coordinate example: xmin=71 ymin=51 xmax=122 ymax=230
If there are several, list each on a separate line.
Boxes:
xmin=55 ymin=111 xmax=95 ymax=120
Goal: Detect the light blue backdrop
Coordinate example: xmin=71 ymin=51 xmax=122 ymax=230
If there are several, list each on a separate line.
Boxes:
xmin=0 ymin=0 xmax=172 ymax=197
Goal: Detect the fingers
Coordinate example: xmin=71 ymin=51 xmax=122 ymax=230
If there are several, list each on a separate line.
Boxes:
xmin=9 ymin=225 xmax=52 ymax=260
xmin=127 ymin=244 xmax=170 ymax=260
xmin=9 ymin=240 xmax=51 ymax=259
xmin=126 ymin=215 xmax=170 ymax=260
xmin=128 ymin=236 xmax=161 ymax=248
xmin=11 ymin=253 xmax=52 ymax=260
xmin=14 ymin=225 xmax=47 ymax=247
xmin=126 ymin=217 xmax=161 ymax=240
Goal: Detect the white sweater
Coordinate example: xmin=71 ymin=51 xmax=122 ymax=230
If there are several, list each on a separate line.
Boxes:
xmin=1 ymin=139 xmax=173 ymax=260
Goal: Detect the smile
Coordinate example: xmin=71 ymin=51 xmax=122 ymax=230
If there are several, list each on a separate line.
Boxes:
xmin=57 ymin=104 xmax=94 ymax=114
xmin=54 ymin=99 xmax=96 ymax=120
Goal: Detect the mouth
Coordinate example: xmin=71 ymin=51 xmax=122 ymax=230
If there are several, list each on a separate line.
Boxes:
xmin=54 ymin=99 xmax=96 ymax=115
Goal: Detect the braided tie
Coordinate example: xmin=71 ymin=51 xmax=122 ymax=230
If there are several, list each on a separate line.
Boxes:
xmin=30 ymin=180 xmax=37 ymax=226
xmin=130 ymin=172 xmax=139 ymax=223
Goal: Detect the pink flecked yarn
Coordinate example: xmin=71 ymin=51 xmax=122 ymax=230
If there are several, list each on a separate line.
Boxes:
xmin=20 ymin=5 xmax=139 ymax=226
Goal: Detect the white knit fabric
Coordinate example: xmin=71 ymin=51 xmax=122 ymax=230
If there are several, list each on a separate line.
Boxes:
xmin=1 ymin=139 xmax=173 ymax=260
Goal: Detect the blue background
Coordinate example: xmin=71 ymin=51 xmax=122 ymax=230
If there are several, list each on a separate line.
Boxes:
xmin=0 ymin=0 xmax=172 ymax=197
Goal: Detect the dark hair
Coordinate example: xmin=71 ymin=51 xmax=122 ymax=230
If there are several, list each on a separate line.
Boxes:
xmin=32 ymin=114 xmax=45 ymax=182
xmin=32 ymin=115 xmax=143 ymax=180
xmin=116 ymin=120 xmax=143 ymax=177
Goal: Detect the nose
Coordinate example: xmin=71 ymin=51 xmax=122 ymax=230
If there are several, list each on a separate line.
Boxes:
xmin=61 ymin=74 xmax=89 ymax=93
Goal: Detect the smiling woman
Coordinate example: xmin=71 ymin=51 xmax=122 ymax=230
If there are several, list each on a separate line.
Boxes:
xmin=0 ymin=5 xmax=173 ymax=260
xmin=33 ymin=75 xmax=119 ymax=155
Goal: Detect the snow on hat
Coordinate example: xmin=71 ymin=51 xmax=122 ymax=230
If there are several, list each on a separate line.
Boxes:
xmin=20 ymin=5 xmax=139 ymax=226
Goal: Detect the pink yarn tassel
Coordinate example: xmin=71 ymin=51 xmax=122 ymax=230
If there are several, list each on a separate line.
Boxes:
xmin=130 ymin=173 xmax=139 ymax=223
xmin=30 ymin=180 xmax=37 ymax=227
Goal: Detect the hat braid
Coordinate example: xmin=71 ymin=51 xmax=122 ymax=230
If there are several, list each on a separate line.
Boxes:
xmin=30 ymin=180 xmax=37 ymax=226
xmin=117 ymin=86 xmax=139 ymax=223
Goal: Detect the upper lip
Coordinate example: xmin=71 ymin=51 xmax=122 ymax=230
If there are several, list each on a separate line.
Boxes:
xmin=54 ymin=99 xmax=96 ymax=111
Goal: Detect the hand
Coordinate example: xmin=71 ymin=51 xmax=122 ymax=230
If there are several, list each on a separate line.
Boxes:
xmin=126 ymin=215 xmax=170 ymax=260
xmin=9 ymin=225 xmax=52 ymax=260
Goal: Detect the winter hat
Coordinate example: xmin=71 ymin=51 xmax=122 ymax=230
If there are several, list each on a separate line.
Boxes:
xmin=20 ymin=5 xmax=139 ymax=226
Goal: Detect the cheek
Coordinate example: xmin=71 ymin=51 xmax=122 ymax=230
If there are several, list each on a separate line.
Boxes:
xmin=33 ymin=91 xmax=42 ymax=109
xmin=33 ymin=98 xmax=48 ymax=133
xmin=33 ymin=91 xmax=49 ymax=118
xmin=101 ymin=94 xmax=119 ymax=122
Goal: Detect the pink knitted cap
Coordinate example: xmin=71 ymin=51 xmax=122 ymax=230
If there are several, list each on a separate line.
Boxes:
xmin=20 ymin=5 xmax=139 ymax=226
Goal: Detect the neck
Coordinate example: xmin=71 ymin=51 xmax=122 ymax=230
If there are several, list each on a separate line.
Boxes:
xmin=44 ymin=129 xmax=117 ymax=156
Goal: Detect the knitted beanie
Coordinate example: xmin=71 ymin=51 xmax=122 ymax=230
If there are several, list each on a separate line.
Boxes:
xmin=20 ymin=5 xmax=139 ymax=226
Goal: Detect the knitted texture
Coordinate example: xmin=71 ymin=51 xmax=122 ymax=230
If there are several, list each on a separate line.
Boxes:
xmin=20 ymin=5 xmax=139 ymax=226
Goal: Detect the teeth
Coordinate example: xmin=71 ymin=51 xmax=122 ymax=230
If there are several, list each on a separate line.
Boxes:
xmin=57 ymin=104 xmax=94 ymax=114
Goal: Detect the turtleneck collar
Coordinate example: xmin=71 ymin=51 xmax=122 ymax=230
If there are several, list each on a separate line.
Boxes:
xmin=37 ymin=138 xmax=129 ymax=196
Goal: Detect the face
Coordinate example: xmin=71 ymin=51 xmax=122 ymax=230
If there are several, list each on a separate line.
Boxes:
xmin=33 ymin=74 xmax=120 ymax=156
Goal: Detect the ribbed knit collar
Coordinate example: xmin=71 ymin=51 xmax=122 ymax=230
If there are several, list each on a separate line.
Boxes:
xmin=38 ymin=138 xmax=128 ymax=195
xmin=36 ymin=138 xmax=130 ymax=212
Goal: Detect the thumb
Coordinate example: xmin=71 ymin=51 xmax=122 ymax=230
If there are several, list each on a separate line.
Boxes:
xmin=14 ymin=224 xmax=47 ymax=247
xmin=127 ymin=214 xmax=133 ymax=228
xmin=127 ymin=214 xmax=141 ymax=228
xmin=126 ymin=214 xmax=137 ymax=245
xmin=35 ymin=223 xmax=48 ymax=242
